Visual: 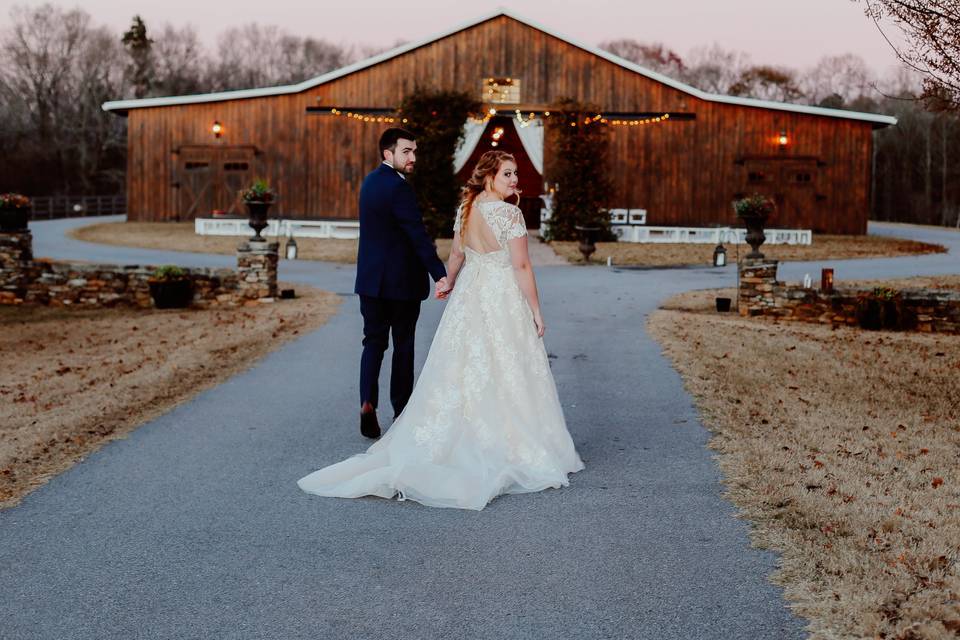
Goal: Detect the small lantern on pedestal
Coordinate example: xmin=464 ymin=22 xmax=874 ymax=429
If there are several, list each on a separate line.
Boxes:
xmin=713 ymin=243 xmax=727 ymax=267
xmin=821 ymin=268 xmax=834 ymax=293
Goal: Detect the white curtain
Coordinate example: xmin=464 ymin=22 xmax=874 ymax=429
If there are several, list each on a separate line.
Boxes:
xmin=512 ymin=118 xmax=544 ymax=175
xmin=453 ymin=119 xmax=487 ymax=173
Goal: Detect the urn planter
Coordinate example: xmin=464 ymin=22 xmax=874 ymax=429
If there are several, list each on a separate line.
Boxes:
xmin=0 ymin=207 xmax=29 ymax=232
xmin=245 ymin=201 xmax=272 ymax=241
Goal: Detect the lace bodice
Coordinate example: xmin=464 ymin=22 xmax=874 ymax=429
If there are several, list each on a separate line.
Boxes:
xmin=453 ymin=200 xmax=528 ymax=249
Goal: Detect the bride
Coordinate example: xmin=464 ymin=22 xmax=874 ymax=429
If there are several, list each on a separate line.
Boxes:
xmin=297 ymin=150 xmax=584 ymax=510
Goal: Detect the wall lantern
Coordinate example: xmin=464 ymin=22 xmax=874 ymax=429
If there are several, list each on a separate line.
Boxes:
xmin=777 ymin=130 xmax=789 ymax=148
xmin=212 ymin=120 xmax=223 ymax=138
xmin=713 ymin=242 xmax=727 ymax=267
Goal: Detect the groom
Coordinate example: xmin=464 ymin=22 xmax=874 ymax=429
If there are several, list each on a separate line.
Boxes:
xmin=354 ymin=128 xmax=451 ymax=439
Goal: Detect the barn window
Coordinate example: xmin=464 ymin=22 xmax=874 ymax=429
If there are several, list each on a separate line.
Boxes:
xmin=223 ymin=162 xmax=249 ymax=171
xmin=793 ymin=172 xmax=812 ymax=183
xmin=748 ymin=171 xmax=769 ymax=183
xmin=483 ymin=77 xmax=521 ymax=104
xmin=185 ymin=161 xmax=209 ymax=170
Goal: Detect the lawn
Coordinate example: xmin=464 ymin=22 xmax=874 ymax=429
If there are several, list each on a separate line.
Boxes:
xmin=648 ymin=275 xmax=960 ymax=638
xmin=0 ymin=286 xmax=340 ymax=509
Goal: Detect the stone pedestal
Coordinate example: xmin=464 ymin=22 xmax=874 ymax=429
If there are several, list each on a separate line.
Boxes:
xmin=0 ymin=231 xmax=34 ymax=304
xmin=236 ymin=241 xmax=279 ymax=301
xmin=739 ymin=258 xmax=779 ymax=317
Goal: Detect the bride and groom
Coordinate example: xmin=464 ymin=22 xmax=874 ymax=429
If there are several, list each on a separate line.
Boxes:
xmin=297 ymin=128 xmax=583 ymax=511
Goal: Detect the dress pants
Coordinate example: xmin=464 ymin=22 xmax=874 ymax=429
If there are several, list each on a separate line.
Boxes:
xmin=358 ymin=295 xmax=422 ymax=417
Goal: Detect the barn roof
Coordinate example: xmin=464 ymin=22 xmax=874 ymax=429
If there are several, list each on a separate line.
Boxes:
xmin=101 ymin=8 xmax=897 ymax=127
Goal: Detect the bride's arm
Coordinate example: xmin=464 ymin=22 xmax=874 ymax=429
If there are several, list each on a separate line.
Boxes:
xmin=508 ymin=234 xmax=545 ymax=337
xmin=445 ymin=230 xmax=465 ymax=282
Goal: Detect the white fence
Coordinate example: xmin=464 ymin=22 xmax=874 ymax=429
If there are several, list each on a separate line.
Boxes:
xmin=612 ymin=226 xmax=812 ymax=245
xmin=538 ymin=196 xmax=811 ymax=245
xmin=195 ymin=218 xmax=360 ymax=240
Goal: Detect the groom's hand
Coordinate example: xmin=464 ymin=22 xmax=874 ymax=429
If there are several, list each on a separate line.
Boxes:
xmin=435 ymin=277 xmax=453 ymax=299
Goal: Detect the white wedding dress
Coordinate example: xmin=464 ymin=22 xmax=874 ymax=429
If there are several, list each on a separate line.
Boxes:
xmin=297 ymin=200 xmax=584 ymax=510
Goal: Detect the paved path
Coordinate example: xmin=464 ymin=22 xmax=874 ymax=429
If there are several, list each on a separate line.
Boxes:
xmin=2 ymin=219 xmax=956 ymax=639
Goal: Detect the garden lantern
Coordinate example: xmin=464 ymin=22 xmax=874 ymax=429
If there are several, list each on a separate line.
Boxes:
xmin=821 ymin=268 xmax=834 ymax=293
xmin=285 ymin=235 xmax=298 ymax=260
xmin=713 ymin=243 xmax=727 ymax=267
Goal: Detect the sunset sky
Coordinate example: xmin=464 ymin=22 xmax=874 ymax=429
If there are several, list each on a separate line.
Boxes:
xmin=1 ymin=0 xmax=909 ymax=76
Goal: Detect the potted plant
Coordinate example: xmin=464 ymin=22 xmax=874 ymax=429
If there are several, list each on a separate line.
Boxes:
xmin=0 ymin=193 xmax=31 ymax=232
xmin=239 ymin=178 xmax=277 ymax=241
xmin=148 ymin=265 xmax=193 ymax=309
xmin=732 ymin=194 xmax=776 ymax=259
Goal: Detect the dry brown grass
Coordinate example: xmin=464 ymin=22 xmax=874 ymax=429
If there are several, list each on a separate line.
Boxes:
xmin=551 ymin=235 xmax=946 ymax=266
xmin=69 ymin=221 xmax=454 ymax=262
xmin=0 ymin=285 xmax=341 ymax=509
xmin=649 ymin=279 xmax=960 ymax=638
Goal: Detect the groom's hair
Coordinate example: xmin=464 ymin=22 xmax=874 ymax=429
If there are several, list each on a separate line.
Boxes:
xmin=379 ymin=128 xmax=416 ymax=160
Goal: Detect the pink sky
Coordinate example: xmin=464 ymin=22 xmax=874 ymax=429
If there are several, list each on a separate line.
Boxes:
xmin=1 ymin=0 xmax=909 ymax=75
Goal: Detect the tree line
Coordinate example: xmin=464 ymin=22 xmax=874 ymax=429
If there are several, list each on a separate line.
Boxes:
xmin=0 ymin=2 xmax=956 ymax=227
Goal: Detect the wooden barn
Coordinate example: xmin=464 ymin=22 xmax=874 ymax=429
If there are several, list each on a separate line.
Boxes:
xmin=102 ymin=9 xmax=896 ymax=234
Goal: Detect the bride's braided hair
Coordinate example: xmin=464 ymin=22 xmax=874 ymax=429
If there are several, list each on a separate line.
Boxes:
xmin=458 ymin=150 xmax=520 ymax=236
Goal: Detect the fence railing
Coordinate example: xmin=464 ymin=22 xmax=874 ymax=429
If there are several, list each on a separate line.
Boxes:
xmin=28 ymin=195 xmax=126 ymax=220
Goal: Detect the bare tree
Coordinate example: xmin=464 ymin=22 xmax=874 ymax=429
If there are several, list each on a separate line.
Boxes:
xmin=682 ymin=44 xmax=752 ymax=94
xmin=728 ymin=65 xmax=805 ymax=103
xmin=209 ymin=24 xmax=346 ymax=90
xmin=598 ymin=39 xmax=686 ymax=77
xmin=0 ymin=3 xmax=126 ymax=194
xmin=0 ymin=4 xmax=91 ymax=147
xmin=152 ymin=23 xmax=208 ymax=96
xmin=859 ymin=0 xmax=960 ymax=111
xmin=801 ymin=54 xmax=875 ymax=106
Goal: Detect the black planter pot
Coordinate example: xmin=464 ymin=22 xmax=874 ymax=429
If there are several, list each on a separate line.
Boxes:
xmin=574 ymin=225 xmax=602 ymax=262
xmin=715 ymin=297 xmax=732 ymax=312
xmin=0 ymin=207 xmax=29 ymax=232
xmin=149 ymin=278 xmax=194 ymax=309
xmin=737 ymin=212 xmax=769 ymax=259
xmin=245 ymin=201 xmax=272 ymax=240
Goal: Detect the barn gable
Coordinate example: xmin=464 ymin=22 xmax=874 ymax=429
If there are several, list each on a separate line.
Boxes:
xmin=102 ymin=9 xmax=895 ymax=128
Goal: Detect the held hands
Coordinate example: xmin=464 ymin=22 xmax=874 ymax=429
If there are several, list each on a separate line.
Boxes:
xmin=533 ymin=310 xmax=545 ymax=337
xmin=435 ymin=277 xmax=454 ymax=300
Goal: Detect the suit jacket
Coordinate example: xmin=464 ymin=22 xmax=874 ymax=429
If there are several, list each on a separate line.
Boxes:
xmin=354 ymin=163 xmax=447 ymax=301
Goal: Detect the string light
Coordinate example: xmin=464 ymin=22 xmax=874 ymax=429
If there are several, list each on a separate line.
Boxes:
xmin=328 ymin=108 xmax=397 ymax=124
xmin=323 ymin=107 xmax=671 ymax=128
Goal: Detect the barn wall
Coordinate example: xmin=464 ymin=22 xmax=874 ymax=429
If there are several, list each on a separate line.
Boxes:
xmin=126 ymin=14 xmax=875 ymax=233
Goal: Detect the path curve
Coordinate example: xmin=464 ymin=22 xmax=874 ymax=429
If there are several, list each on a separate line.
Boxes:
xmin=2 ymin=218 xmax=955 ymax=639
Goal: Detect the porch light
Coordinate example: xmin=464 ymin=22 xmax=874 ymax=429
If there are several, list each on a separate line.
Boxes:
xmin=212 ymin=121 xmax=223 ymax=138
xmin=778 ymin=130 xmax=789 ymax=147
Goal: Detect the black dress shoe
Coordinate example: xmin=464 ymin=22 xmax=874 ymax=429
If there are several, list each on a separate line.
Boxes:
xmin=360 ymin=410 xmax=381 ymax=439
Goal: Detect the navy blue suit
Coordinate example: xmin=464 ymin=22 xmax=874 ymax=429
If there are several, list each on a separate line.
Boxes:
xmin=354 ymin=163 xmax=446 ymax=416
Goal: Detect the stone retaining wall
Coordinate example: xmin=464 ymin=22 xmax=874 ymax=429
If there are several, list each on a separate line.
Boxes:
xmin=738 ymin=258 xmax=960 ymax=334
xmin=0 ymin=230 xmax=278 ymax=309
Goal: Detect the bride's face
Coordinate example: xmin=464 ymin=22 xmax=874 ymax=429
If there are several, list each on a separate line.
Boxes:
xmin=487 ymin=161 xmax=519 ymax=199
